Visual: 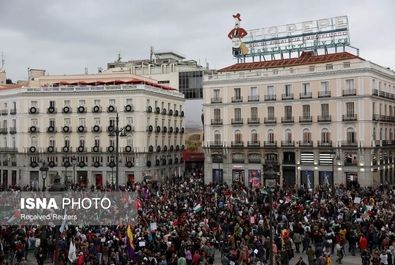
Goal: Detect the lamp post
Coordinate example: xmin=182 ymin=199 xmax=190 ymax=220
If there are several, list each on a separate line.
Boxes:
xmin=264 ymin=162 xmax=277 ymax=265
xmin=40 ymin=161 xmax=49 ymax=191
xmin=108 ymin=112 xmax=128 ymax=190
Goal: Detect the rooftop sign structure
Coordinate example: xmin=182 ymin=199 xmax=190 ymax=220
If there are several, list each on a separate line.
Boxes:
xmin=228 ymin=15 xmax=356 ymax=61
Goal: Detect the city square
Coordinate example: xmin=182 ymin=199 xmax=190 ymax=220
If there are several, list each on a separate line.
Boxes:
xmin=1 ymin=1 xmax=395 ymax=264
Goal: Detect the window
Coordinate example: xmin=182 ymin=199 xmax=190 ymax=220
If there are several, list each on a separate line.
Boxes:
xmin=127 ymin=117 xmax=133 ymax=124
xmin=31 ymin=136 xmax=38 ymax=147
xmin=321 ymin=129 xmax=331 ymax=143
xmin=214 ymin=130 xmax=221 ymax=143
xmin=285 ymin=129 xmax=292 ymax=142
xmin=343 ymin=62 xmax=350 ymax=68
xmin=109 ymin=118 xmax=115 ymax=127
xmin=213 ymin=89 xmax=220 ymax=100
xmin=64 ymin=100 xmax=70 ymax=107
xmin=251 ymin=107 xmax=258 ymax=119
xmin=64 ymin=118 xmax=71 ymax=126
xmin=234 ymin=108 xmax=241 ymax=120
xmin=49 ymin=137 xmax=55 ymax=147
xmin=372 ymin=102 xmax=376 ymax=115
xmin=31 ymin=119 xmax=38 ymax=126
xmin=64 ymin=136 xmax=70 ymax=147
xmin=94 ymin=136 xmax=100 ymax=147
xmin=321 ymin=104 xmax=329 ymax=117
xmin=326 ymin=64 xmax=333 ymax=70
xmin=347 ymin=128 xmax=356 ymax=143
xmin=346 ymin=79 xmax=354 ymax=90
xmin=79 ymin=136 xmax=85 ymax=146
xmin=320 ymin=82 xmax=329 ymax=92
xmin=302 ymin=105 xmax=310 ymax=118
xmin=234 ymin=88 xmax=241 ymax=99
xmin=250 ymin=87 xmax=257 ymax=96
xmin=94 ymin=99 xmax=100 ymax=106
xmin=268 ymin=130 xmax=274 ymax=143
xmin=273 ymin=69 xmax=278 ymax=75
xmin=309 ymin=66 xmax=315 ymax=72
xmin=214 ymin=109 xmax=221 ymax=120
xmin=31 ymin=101 xmax=38 ymax=107
xmin=49 ymin=119 xmax=55 ymax=127
xmin=79 ymin=100 xmax=85 ymax=106
xmin=303 ymin=129 xmax=311 ymax=142
xmin=285 ymin=84 xmax=292 ymax=96
xmin=284 ymin=106 xmax=292 ymax=119
xmin=268 ymin=106 xmax=274 ymax=119
xmin=373 ymin=127 xmax=376 ymax=141
xmin=267 ymin=85 xmax=274 ymax=96
xmin=127 ymin=98 xmax=133 ymax=105
xmin=49 ymin=100 xmax=55 ymax=107
xmin=109 ymin=99 xmax=116 ymax=105
xmin=12 ymin=119 xmax=16 ymax=127
xmin=302 ymin=83 xmax=310 ymax=95
xmin=346 ymin=102 xmax=355 ymax=115
xmin=94 ymin=118 xmax=100 ymax=125
xmin=235 ymin=130 xmax=242 ymax=143
xmin=251 ymin=130 xmax=258 ymax=143
xmin=109 ymin=139 xmax=115 ymax=147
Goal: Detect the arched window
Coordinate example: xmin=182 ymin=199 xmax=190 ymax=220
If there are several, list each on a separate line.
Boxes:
xmin=31 ymin=136 xmax=38 ymax=147
xmin=214 ymin=130 xmax=221 ymax=144
xmin=49 ymin=136 xmax=55 ymax=147
xmin=285 ymin=129 xmax=292 ymax=143
xmin=346 ymin=128 xmax=356 ymax=143
xmin=303 ymin=129 xmax=311 ymax=143
xmin=234 ymin=130 xmax=242 ymax=143
xmin=79 ymin=136 xmax=85 ymax=146
xmin=251 ymin=129 xmax=258 ymax=143
xmin=94 ymin=136 xmax=100 ymax=147
xmin=267 ymin=129 xmax=274 ymax=143
xmin=321 ymin=128 xmax=331 ymax=143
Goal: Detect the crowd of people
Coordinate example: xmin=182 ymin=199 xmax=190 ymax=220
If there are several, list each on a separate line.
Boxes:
xmin=0 ymin=173 xmax=395 ymax=265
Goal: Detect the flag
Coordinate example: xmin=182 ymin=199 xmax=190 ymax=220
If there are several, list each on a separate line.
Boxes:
xmin=126 ymin=224 xmax=136 ymax=261
xmin=193 ymin=204 xmax=203 ymax=213
xmin=68 ymin=240 xmax=77 ymax=262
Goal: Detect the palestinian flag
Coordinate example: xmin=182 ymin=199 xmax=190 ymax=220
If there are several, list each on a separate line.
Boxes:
xmin=193 ymin=204 xmax=203 ymax=213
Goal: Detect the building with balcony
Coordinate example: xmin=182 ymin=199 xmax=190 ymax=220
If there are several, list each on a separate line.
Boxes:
xmin=203 ymin=51 xmax=395 ymax=188
xmin=0 ymin=70 xmax=185 ymax=188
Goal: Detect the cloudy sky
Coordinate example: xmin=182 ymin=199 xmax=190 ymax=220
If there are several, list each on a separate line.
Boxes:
xmin=0 ymin=0 xmax=394 ymax=81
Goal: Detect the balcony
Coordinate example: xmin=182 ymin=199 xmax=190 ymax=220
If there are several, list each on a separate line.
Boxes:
xmin=344 ymin=161 xmax=358 ymax=166
xmin=211 ymin=119 xmax=223 ymax=125
xmin=47 ymin=146 xmax=57 ymax=153
xmin=342 ymin=89 xmax=357 ymax=96
xmin=318 ymin=91 xmax=331 ymax=98
xmin=47 ymin=126 xmax=57 ymax=133
xmin=0 ymin=128 xmax=7 ymax=134
xmin=281 ymin=140 xmax=295 ymax=147
xmin=342 ymin=114 xmax=357 ymax=121
xmin=264 ymin=117 xmax=277 ymax=124
xmin=232 ymin=158 xmax=245 ymax=163
xmin=91 ymin=146 xmax=102 ymax=152
xmin=29 ymin=126 xmax=39 ymax=133
xmin=77 ymin=146 xmax=87 ymax=153
xmin=264 ymin=95 xmax=276 ymax=101
xmin=77 ymin=125 xmax=86 ymax=133
xmin=47 ymin=107 xmax=57 ymax=114
xmin=247 ymin=141 xmax=260 ymax=148
xmin=341 ymin=140 xmax=358 ymax=147
xmin=62 ymin=126 xmax=72 ymax=133
xmin=299 ymin=92 xmax=312 ymax=99
xmin=0 ymin=147 xmax=17 ymax=152
xmin=247 ymin=118 xmax=260 ymax=124
xmin=211 ymin=97 xmax=222 ymax=103
xmin=77 ymin=106 xmax=87 ymax=113
xmin=382 ymin=140 xmax=395 ymax=146
xmin=231 ymin=141 xmax=244 ymax=148
xmin=231 ymin=96 xmax=243 ymax=103
xmin=248 ymin=95 xmax=259 ymax=102
xmin=209 ymin=141 xmax=223 ymax=148
xmin=231 ymin=118 xmax=243 ymax=125
xmin=299 ymin=116 xmax=312 ymax=123
xmin=281 ymin=117 xmax=294 ymax=123
xmin=29 ymin=107 xmax=39 ymax=114
xmin=1 ymin=109 xmax=8 ymax=115
xmin=372 ymin=89 xmax=379 ymax=96
xmin=298 ymin=141 xmax=313 ymax=147
xmin=124 ymin=105 xmax=134 ymax=112
xmin=317 ymin=140 xmax=333 ymax=147
xmin=317 ymin=115 xmax=332 ymax=122
xmin=9 ymin=127 xmax=16 ymax=134
xmin=92 ymin=125 xmax=101 ymax=133
xmin=264 ymin=141 xmax=277 ymax=147
xmin=62 ymin=106 xmax=72 ymax=114
xmin=282 ymin=93 xmax=294 ymax=100
xmin=107 ymin=105 xmax=116 ymax=113
xmin=92 ymin=106 xmax=102 ymax=113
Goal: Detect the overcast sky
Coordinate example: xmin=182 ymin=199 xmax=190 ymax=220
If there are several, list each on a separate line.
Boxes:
xmin=0 ymin=0 xmax=394 ymax=81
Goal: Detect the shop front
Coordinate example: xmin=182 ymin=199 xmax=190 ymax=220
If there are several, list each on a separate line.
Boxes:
xmin=248 ymin=169 xmax=262 ymax=188
xmin=212 ymin=169 xmax=223 ymax=184
xmin=301 ymin=170 xmax=314 ymax=190
xmin=319 ymin=171 xmax=333 ymax=187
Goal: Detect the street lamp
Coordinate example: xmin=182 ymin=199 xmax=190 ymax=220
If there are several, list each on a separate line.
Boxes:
xmin=108 ymin=112 xmax=128 ymax=190
xmin=264 ymin=162 xmax=277 ymax=265
xmin=40 ymin=161 xmax=49 ymax=191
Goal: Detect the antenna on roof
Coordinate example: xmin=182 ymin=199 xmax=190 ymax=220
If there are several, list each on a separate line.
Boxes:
xmin=150 ymin=46 xmax=154 ymax=63
xmin=117 ymin=51 xmax=122 ymax=62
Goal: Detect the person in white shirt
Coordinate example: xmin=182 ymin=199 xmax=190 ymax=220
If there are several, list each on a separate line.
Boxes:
xmin=380 ymin=250 xmax=388 ymax=265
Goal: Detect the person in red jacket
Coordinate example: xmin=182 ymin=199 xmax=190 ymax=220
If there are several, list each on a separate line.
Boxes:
xmin=76 ymin=252 xmax=85 ymax=265
xmin=359 ymin=234 xmax=368 ymax=251
xmin=192 ymin=250 xmax=200 ymax=265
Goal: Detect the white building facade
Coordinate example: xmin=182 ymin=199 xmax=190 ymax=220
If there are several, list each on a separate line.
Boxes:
xmin=203 ymin=51 xmax=395 ymax=188
xmin=0 ymin=73 xmax=185 ymax=188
